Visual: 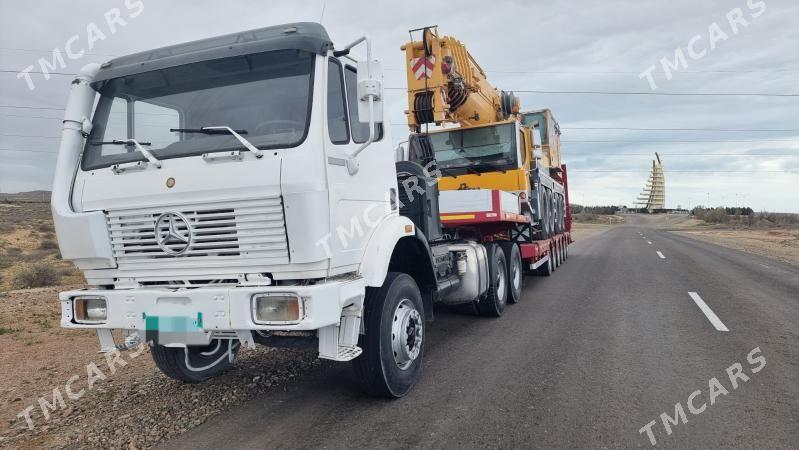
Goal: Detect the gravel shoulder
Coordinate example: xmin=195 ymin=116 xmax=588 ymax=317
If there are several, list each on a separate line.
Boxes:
xmin=670 ymin=228 xmax=799 ymax=268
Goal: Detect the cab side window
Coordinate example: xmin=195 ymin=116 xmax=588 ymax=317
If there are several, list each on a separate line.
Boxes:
xmin=344 ymin=65 xmax=383 ymax=144
xmin=327 ymin=59 xmax=349 ymax=144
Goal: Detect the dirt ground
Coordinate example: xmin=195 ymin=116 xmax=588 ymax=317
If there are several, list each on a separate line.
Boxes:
xmin=672 ymin=228 xmax=799 ymax=267
xmin=0 ymin=284 xmax=322 ymax=449
xmin=0 ymin=203 xmax=84 ymax=291
xmin=570 ymin=221 xmax=620 ymax=241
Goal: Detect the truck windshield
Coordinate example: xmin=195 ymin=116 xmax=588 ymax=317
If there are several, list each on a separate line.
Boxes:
xmin=428 ymin=123 xmax=517 ymax=173
xmin=82 ymin=49 xmax=314 ymax=170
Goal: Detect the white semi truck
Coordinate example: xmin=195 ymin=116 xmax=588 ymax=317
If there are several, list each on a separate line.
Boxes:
xmin=52 ymin=23 xmax=569 ymax=397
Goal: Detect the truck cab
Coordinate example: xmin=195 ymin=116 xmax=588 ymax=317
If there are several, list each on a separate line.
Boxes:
xmin=52 ymin=23 xmax=440 ymax=396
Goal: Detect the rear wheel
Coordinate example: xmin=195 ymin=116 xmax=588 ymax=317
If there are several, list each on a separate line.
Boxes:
xmin=554 ymin=241 xmax=561 ymax=268
xmin=538 ymin=245 xmax=554 ymax=276
xmin=476 ymin=243 xmax=508 ymax=317
xmin=150 ymin=339 xmax=238 ymax=383
xmin=353 ymin=272 xmax=425 ymax=398
xmin=500 ymin=241 xmax=523 ymax=304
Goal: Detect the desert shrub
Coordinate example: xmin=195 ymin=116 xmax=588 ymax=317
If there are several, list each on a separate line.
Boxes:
xmin=692 ymin=207 xmax=798 ymax=229
xmin=7 ymin=262 xmax=61 ymax=289
xmin=38 ymin=239 xmax=59 ymax=250
xmin=37 ymin=222 xmax=54 ymax=233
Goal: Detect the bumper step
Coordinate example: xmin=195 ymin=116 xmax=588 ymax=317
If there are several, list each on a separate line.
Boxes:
xmin=321 ymin=345 xmax=362 ymax=362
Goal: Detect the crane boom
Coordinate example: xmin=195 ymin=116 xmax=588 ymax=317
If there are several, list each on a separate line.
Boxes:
xmin=402 ymin=26 xmax=519 ymax=130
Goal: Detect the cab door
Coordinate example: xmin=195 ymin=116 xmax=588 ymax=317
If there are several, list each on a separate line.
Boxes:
xmin=322 ymin=57 xmax=393 ymax=273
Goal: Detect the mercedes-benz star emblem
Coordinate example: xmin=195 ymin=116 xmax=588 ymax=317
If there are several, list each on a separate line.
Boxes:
xmin=154 ymin=212 xmax=192 ymax=255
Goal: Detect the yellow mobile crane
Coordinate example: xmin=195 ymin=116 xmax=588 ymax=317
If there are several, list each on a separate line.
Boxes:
xmin=401 ymin=26 xmax=570 ymax=242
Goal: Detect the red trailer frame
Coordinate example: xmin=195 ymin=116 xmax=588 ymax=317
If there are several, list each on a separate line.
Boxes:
xmin=439 ymin=164 xmax=573 ymax=269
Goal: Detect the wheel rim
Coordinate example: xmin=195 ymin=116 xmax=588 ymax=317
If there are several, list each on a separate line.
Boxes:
xmin=391 ymin=299 xmax=423 ymax=370
xmin=496 ymin=258 xmax=507 ymax=302
xmin=511 ymin=255 xmax=521 ymax=293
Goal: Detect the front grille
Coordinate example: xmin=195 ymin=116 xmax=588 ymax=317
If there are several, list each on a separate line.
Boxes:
xmin=106 ymin=197 xmax=289 ymax=269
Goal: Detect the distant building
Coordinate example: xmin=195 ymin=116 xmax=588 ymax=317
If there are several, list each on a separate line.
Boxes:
xmin=635 ymin=153 xmax=665 ymax=212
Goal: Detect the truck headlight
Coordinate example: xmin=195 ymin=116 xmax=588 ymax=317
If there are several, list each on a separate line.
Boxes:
xmin=252 ymin=293 xmax=303 ymax=324
xmin=73 ymin=296 xmax=107 ymax=324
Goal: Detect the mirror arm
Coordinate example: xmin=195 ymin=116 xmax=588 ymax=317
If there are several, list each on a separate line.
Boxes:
xmin=346 ymin=96 xmax=375 ymax=175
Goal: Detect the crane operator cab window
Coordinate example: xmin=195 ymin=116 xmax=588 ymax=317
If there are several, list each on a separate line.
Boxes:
xmin=521 ymin=112 xmax=549 ymax=146
xmin=428 ymin=123 xmax=517 ymax=175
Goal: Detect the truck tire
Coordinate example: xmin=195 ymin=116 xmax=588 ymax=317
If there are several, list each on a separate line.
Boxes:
xmin=353 ymin=272 xmax=425 ymax=398
xmin=150 ymin=339 xmax=238 ymax=383
xmin=500 ymin=241 xmax=523 ymax=304
xmin=476 ymin=243 xmax=508 ymax=317
xmin=538 ymin=245 xmax=553 ymax=276
xmin=543 ymin=190 xmax=552 ymax=236
xmin=555 ymin=240 xmax=562 ymax=268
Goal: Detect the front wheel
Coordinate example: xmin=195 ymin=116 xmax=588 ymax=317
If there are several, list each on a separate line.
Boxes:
xmin=353 ymin=272 xmax=425 ymax=398
xmin=150 ymin=339 xmax=238 ymax=382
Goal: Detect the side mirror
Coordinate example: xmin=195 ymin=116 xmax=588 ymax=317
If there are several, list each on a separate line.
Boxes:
xmin=356 ymin=60 xmax=383 ymax=124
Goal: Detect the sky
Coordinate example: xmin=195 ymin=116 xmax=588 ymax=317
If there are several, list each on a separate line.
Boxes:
xmin=0 ymin=0 xmax=797 ymax=211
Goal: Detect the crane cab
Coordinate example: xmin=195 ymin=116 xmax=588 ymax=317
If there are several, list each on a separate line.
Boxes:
xmin=422 ymin=119 xmax=535 ymax=197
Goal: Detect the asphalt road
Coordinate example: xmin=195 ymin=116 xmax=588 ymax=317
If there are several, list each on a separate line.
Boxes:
xmin=162 ymin=218 xmax=799 ymax=449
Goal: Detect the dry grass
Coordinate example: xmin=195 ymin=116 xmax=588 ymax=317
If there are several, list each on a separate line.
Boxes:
xmin=0 ymin=202 xmax=83 ymax=292
xmin=6 ymin=262 xmax=61 ymax=289
xmin=572 ymin=213 xmax=626 ymax=225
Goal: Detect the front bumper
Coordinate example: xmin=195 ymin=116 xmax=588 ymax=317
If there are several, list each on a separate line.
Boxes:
xmin=59 ymin=278 xmax=366 ymax=334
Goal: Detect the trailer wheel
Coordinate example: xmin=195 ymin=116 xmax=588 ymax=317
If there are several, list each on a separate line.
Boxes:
xmin=150 ymin=339 xmax=239 ymax=383
xmin=553 ymin=241 xmax=560 ymax=268
xmin=538 ymin=245 xmax=553 ymax=276
xmin=500 ymin=241 xmax=523 ymax=304
xmin=353 ymin=272 xmax=425 ymax=398
xmin=476 ymin=243 xmax=508 ymax=317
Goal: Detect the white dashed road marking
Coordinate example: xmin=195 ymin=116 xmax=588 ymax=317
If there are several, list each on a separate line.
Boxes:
xmin=657 ymin=251 xmax=665 ymax=259
xmin=647 ymin=241 xmax=652 ymax=245
xmin=688 ymin=292 xmax=729 ymax=332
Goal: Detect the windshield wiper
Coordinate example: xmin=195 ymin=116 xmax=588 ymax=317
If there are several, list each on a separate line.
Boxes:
xmin=171 ymin=126 xmax=263 ymax=158
xmin=470 ymin=161 xmax=506 ymax=174
xmin=91 ymin=139 xmax=162 ymax=168
xmin=171 ymin=128 xmax=248 ymax=135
